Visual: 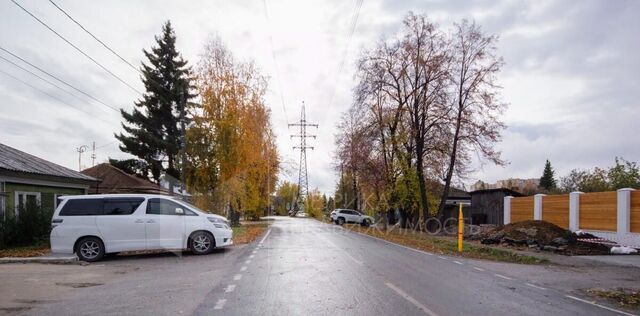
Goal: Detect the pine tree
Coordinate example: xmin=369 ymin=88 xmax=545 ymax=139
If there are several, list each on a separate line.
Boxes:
xmin=540 ymin=159 xmax=557 ymax=191
xmin=115 ymin=21 xmax=194 ymax=183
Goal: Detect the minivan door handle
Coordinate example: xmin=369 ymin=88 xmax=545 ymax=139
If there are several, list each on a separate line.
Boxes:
xmin=146 ymin=219 xmax=155 ymax=223
xmin=134 ymin=219 xmax=144 ymax=223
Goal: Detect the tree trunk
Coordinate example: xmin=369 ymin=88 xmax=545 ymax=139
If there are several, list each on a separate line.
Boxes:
xmin=438 ymin=106 xmax=463 ymax=220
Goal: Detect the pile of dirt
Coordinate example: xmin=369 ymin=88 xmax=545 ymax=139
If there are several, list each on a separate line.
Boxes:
xmin=471 ymin=220 xmax=611 ymax=255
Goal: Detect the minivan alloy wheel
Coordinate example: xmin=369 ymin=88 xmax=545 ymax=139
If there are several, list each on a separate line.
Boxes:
xmin=193 ymin=235 xmax=211 ymax=252
xmin=80 ymin=241 xmax=100 ymax=260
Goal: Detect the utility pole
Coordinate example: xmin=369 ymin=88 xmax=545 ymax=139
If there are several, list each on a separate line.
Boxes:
xmin=91 ymin=141 xmax=96 ymax=167
xmin=289 ymin=102 xmax=318 ymax=215
xmin=76 ymin=145 xmax=89 ymax=171
xmin=179 ymin=92 xmax=187 ymax=201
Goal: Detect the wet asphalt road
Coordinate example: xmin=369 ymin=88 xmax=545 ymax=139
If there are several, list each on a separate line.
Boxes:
xmin=22 ymin=216 xmax=631 ymax=316
xmin=192 ymin=217 xmax=625 ymax=316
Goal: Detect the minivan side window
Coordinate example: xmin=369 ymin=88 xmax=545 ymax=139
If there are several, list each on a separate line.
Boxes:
xmin=104 ymin=198 xmax=144 ymax=215
xmin=59 ymin=199 xmax=103 ymax=216
xmin=146 ymin=198 xmax=193 ymax=215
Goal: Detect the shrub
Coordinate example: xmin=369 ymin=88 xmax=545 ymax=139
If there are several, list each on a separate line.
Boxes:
xmin=0 ymin=199 xmax=52 ymax=249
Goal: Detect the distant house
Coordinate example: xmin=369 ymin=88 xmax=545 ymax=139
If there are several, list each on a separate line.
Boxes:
xmin=469 ymin=188 xmax=523 ymax=225
xmin=471 ymin=178 xmax=539 ymax=195
xmin=0 ymin=143 xmax=96 ymax=219
xmin=81 ymin=163 xmax=168 ymax=195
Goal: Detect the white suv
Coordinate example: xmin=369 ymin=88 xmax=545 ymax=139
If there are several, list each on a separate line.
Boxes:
xmin=330 ymin=209 xmax=374 ymax=227
xmin=50 ymin=194 xmax=233 ymax=262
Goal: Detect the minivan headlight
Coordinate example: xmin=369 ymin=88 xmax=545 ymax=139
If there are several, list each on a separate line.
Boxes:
xmin=208 ymin=217 xmax=229 ymax=228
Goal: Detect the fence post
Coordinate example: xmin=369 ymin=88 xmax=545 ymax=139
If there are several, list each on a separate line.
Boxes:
xmin=617 ymin=188 xmax=635 ymax=235
xmin=569 ymin=192 xmax=582 ymax=232
xmin=534 ymin=194 xmax=545 ymax=220
xmin=504 ymin=196 xmax=513 ymax=225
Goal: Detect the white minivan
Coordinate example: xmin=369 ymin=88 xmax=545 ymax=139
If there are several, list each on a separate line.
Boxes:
xmin=50 ymin=194 xmax=233 ymax=262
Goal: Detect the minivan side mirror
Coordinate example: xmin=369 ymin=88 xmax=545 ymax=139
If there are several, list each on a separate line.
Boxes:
xmin=175 ymin=208 xmax=184 ymax=215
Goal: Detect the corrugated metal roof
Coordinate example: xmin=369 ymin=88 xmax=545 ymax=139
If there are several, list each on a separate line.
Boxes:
xmin=0 ymin=143 xmax=96 ymax=181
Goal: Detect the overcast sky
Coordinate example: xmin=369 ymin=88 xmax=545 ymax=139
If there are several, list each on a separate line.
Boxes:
xmin=1 ymin=0 xmax=638 ymax=195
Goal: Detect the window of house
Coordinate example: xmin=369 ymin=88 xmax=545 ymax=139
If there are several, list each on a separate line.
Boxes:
xmin=14 ymin=191 xmax=41 ymax=218
xmin=0 ymin=194 xmax=5 ymax=220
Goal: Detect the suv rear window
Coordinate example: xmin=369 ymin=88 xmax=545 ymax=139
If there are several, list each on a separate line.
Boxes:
xmin=59 ymin=199 xmax=103 ymax=216
xmin=104 ymin=198 xmax=144 ymax=215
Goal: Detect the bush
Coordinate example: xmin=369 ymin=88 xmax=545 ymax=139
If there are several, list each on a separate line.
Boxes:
xmin=0 ymin=199 xmax=52 ymax=249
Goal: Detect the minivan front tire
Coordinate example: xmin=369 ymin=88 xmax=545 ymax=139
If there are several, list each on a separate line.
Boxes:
xmin=189 ymin=231 xmax=214 ymax=255
xmin=76 ymin=237 xmax=105 ymax=262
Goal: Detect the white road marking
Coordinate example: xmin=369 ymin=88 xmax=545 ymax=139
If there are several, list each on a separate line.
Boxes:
xmin=214 ymin=299 xmax=227 ymax=310
xmin=472 ymin=267 xmax=485 ymax=272
xmin=225 ymin=284 xmax=236 ymax=293
xmin=245 ymin=260 xmax=251 ymax=264
xmin=233 ymin=274 xmax=242 ymax=280
xmin=525 ymin=283 xmax=546 ymax=290
xmin=565 ymin=295 xmax=635 ymax=316
xmin=385 ymin=282 xmax=439 ymax=316
xmin=494 ymin=274 xmax=512 ymax=280
xmin=453 ymin=260 xmax=463 ymax=265
xmin=252 ymin=250 xmax=257 ymax=254
xmin=241 ymin=266 xmax=247 ymax=271
xmin=249 ymin=254 xmax=254 ymax=258
xmin=437 ymin=256 xmax=448 ymax=260
xmin=258 ymin=228 xmax=272 ymax=244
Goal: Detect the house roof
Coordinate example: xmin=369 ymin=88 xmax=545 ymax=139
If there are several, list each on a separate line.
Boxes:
xmin=81 ymin=163 xmax=169 ymax=194
xmin=469 ymin=188 xmax=524 ymax=197
xmin=425 ymin=180 xmax=470 ymax=199
xmin=0 ymin=143 xmax=95 ymax=182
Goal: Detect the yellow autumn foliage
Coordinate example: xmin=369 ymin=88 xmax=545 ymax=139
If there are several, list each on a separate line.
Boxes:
xmin=186 ymin=39 xmax=279 ymax=220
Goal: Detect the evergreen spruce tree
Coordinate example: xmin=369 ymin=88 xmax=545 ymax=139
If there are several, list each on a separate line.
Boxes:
xmin=539 ymin=159 xmax=557 ymax=191
xmin=115 ymin=21 xmax=194 ymax=183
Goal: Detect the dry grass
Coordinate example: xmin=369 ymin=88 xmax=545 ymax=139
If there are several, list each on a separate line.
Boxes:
xmin=345 ymin=224 xmax=547 ymax=264
xmin=0 ymin=245 xmax=49 ymax=258
xmin=233 ymin=223 xmax=269 ymax=245
xmin=587 ymin=288 xmax=640 ymax=310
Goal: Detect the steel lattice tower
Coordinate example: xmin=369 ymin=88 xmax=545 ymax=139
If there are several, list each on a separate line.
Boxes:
xmin=289 ymin=102 xmax=318 ymax=212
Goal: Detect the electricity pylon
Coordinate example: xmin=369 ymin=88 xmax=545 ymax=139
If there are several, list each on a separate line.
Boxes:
xmin=289 ymin=102 xmax=318 ymax=214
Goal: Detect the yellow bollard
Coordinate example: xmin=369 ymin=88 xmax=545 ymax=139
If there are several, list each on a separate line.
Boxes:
xmin=458 ymin=203 xmax=464 ymax=253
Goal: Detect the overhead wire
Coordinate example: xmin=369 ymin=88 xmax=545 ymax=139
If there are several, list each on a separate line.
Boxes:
xmin=9 ymin=0 xmax=143 ymax=95
xmin=262 ymin=0 xmax=290 ymax=126
xmin=0 ymin=45 xmax=120 ymax=112
xmin=0 ymin=68 xmax=115 ymax=125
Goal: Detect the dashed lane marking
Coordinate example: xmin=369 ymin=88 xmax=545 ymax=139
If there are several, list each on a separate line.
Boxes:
xmin=233 ymin=274 xmax=242 ymax=280
xmin=258 ymin=228 xmax=272 ymax=244
xmin=453 ymin=261 xmax=463 ymax=265
xmin=249 ymin=254 xmax=254 ymax=258
xmin=565 ymin=295 xmax=636 ymax=316
xmin=472 ymin=267 xmax=485 ymax=272
xmin=240 ymin=266 xmax=247 ymax=271
xmin=525 ymin=283 xmax=547 ymax=290
xmin=385 ymin=282 xmax=439 ymax=316
xmin=214 ymin=299 xmax=227 ymax=310
xmin=494 ymin=274 xmax=512 ymax=280
xmin=245 ymin=260 xmax=251 ymax=264
xmin=225 ymin=284 xmax=236 ymax=293
xmin=437 ymin=256 xmax=448 ymax=260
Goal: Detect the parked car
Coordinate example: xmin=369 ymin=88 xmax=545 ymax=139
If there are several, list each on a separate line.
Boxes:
xmin=330 ymin=209 xmax=374 ymax=226
xmin=50 ymin=194 xmax=233 ymax=262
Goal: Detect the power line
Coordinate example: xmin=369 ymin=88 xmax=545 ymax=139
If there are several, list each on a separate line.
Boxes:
xmin=0 ymin=45 xmax=120 ymax=112
xmin=9 ymin=0 xmax=142 ymax=95
xmin=261 ymin=0 xmax=289 ymax=126
xmin=48 ymin=0 xmax=140 ymax=74
xmin=0 ymin=68 xmax=115 ymax=125
xmin=327 ymin=0 xmax=363 ymax=110
xmin=0 ymin=54 xmax=117 ymax=113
